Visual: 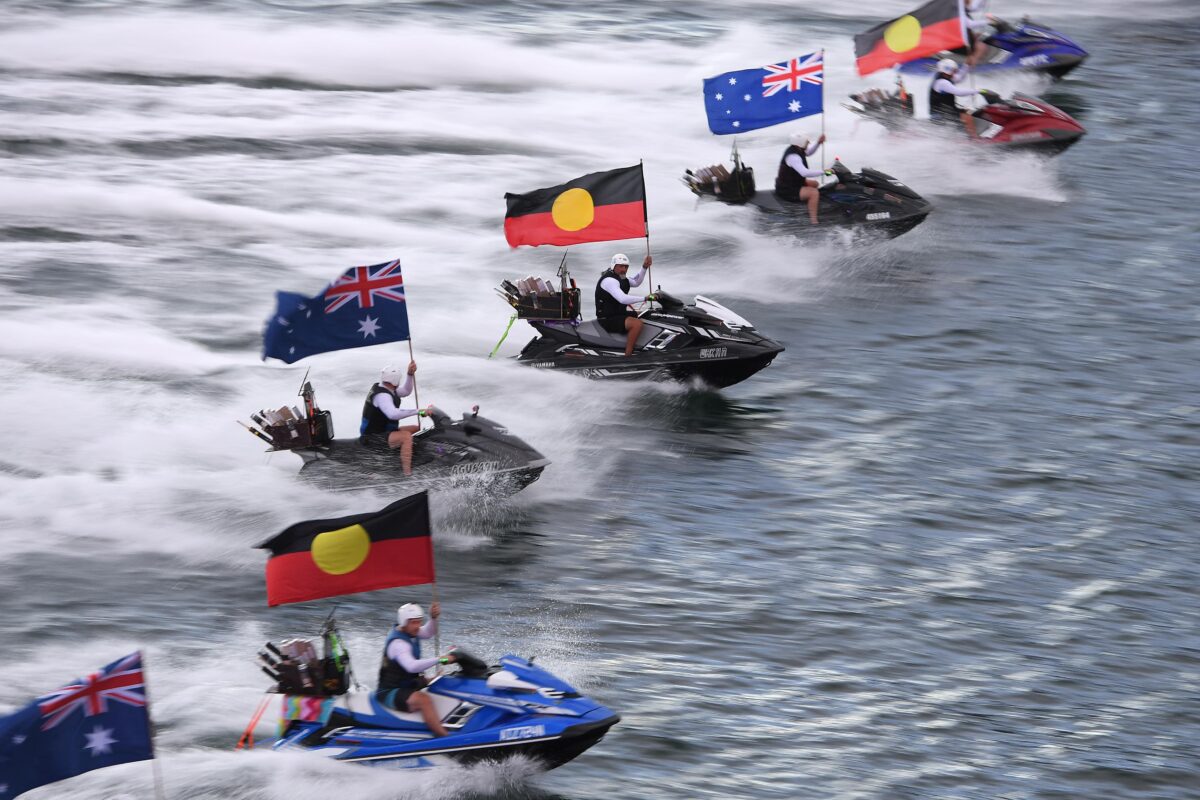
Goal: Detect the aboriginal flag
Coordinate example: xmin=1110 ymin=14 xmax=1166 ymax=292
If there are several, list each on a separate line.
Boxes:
xmin=855 ymin=0 xmax=966 ymax=77
xmin=504 ymin=164 xmax=646 ymax=248
xmin=258 ymin=492 xmax=434 ymax=607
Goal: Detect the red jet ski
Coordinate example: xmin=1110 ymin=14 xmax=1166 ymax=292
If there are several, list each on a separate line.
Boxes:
xmin=846 ymin=87 xmax=1085 ymax=155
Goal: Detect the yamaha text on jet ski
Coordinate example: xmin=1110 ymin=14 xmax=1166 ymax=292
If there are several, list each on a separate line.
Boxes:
xmin=242 ymin=381 xmax=548 ymax=495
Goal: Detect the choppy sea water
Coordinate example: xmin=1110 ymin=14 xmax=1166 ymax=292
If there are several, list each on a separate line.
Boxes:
xmin=1 ymin=1 xmax=1198 ymax=798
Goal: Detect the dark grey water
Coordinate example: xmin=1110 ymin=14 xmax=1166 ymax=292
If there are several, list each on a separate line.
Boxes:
xmin=1 ymin=2 xmax=1198 ymax=798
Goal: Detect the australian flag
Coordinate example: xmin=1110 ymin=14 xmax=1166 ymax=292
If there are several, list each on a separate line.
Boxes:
xmin=703 ymin=51 xmax=824 ymax=135
xmin=263 ymin=258 xmax=411 ymax=364
xmin=0 ymin=652 xmax=153 ymax=799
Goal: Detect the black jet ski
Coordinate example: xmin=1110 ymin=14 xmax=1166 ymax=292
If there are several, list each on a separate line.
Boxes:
xmin=683 ymin=148 xmax=932 ymax=238
xmin=242 ymin=381 xmax=548 ymax=495
xmin=494 ymin=268 xmax=782 ymax=389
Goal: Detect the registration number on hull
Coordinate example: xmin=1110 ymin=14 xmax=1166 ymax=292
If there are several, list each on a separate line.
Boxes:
xmin=699 ymin=347 xmax=728 ymax=359
xmin=500 ymin=724 xmax=547 ymax=741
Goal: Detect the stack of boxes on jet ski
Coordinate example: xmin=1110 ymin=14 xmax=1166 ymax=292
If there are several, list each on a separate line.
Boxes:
xmin=498 ymin=274 xmax=580 ymax=321
xmin=242 ymin=382 xmax=334 ymax=451
xmin=259 ymin=637 xmax=348 ymax=697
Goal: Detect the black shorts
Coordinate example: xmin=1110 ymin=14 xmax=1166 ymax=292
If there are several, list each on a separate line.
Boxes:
xmin=598 ymin=314 xmax=632 ymax=334
xmin=359 ymin=432 xmax=392 ymax=449
xmin=377 ymin=687 xmax=416 ymax=710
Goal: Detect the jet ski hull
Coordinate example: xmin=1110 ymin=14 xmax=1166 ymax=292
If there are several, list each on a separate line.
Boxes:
xmin=514 ymin=299 xmax=784 ymax=389
xmin=274 ymin=654 xmax=618 ymax=772
xmin=293 ymin=411 xmax=548 ymax=496
xmin=845 ymin=91 xmax=1086 ymax=156
xmin=898 ymin=19 xmax=1088 ymax=80
xmin=685 ymin=161 xmax=932 ymax=239
xmin=742 ymin=188 xmax=930 ymax=238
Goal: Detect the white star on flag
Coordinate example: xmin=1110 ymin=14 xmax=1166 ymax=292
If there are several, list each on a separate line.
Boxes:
xmin=715 ymin=92 xmax=723 ymax=100
xmin=743 ymin=93 xmax=751 ymax=101
xmin=357 ymin=315 xmax=381 ymax=338
xmin=732 ymin=121 xmax=741 ymax=128
xmin=788 ymin=100 xmax=801 ymax=112
xmin=12 ymin=734 xmax=25 ymax=744
xmin=728 ymin=77 xmax=737 ymax=85
xmin=84 ymin=725 xmax=117 ymax=756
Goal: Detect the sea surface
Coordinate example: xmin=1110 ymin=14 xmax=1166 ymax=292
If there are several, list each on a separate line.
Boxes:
xmin=1 ymin=2 xmax=1198 ymax=798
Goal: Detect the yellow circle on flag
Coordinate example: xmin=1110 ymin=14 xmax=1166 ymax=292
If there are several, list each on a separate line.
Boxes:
xmin=884 ymin=15 xmax=922 ymax=53
xmin=551 ymin=188 xmax=595 ymax=231
xmin=311 ymin=524 xmax=370 ymax=575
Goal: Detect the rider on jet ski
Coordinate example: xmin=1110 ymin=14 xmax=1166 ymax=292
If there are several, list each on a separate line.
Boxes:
xmin=965 ymin=0 xmax=994 ymax=67
xmin=774 ymin=132 xmax=828 ymax=225
xmin=377 ymin=602 xmax=459 ymax=736
xmin=359 ymin=361 xmax=428 ymax=476
xmin=930 ymin=58 xmax=983 ymax=137
xmin=596 ymin=253 xmax=656 ymax=356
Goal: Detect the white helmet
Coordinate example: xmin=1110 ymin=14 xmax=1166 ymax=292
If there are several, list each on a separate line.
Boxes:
xmin=380 ymin=364 xmax=404 ymax=386
xmin=397 ymin=603 xmax=425 ymax=625
xmin=611 ymin=253 xmax=630 ymax=267
xmin=789 ymin=131 xmax=815 ymax=148
xmin=937 ymin=58 xmax=959 ymax=75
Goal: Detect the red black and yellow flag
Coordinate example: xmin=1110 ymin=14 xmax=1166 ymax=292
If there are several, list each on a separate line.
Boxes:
xmin=504 ymin=164 xmax=646 ymax=248
xmin=257 ymin=492 xmax=434 ymax=607
xmin=854 ymin=0 xmax=966 ymax=77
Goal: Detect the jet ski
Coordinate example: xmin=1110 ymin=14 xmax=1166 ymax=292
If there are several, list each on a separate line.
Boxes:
xmin=845 ymin=87 xmax=1085 ymax=154
xmin=683 ymin=149 xmax=932 ymax=239
xmin=255 ymin=624 xmax=619 ymax=771
xmin=495 ymin=267 xmax=782 ymax=388
xmin=899 ymin=16 xmax=1087 ymax=80
xmin=242 ymin=380 xmax=548 ymax=495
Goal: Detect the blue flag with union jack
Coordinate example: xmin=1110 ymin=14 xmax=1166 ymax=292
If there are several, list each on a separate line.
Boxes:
xmin=703 ymin=51 xmax=824 ymax=135
xmin=0 ymin=652 xmax=153 ymax=799
xmin=263 ymin=258 xmax=411 ymax=364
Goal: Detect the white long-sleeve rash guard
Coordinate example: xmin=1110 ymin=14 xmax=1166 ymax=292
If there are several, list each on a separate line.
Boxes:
xmin=373 ymin=375 xmax=418 ymax=421
xmin=385 ymin=619 xmax=440 ymax=673
xmin=784 ymin=140 xmax=825 ymax=179
xmin=932 ymin=75 xmax=979 ymax=98
xmin=599 ymin=265 xmax=648 ymax=305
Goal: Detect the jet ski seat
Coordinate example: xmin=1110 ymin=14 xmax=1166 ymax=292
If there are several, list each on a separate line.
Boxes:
xmin=575 ymin=319 xmax=660 ymax=350
xmin=340 ymin=687 xmax=461 ymax=726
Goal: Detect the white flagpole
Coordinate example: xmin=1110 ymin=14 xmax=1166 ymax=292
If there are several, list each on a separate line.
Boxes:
xmin=406 ymin=339 xmax=422 ymax=430
xmin=820 ymin=49 xmax=827 ymax=171
xmin=141 ymin=651 xmax=169 ymax=800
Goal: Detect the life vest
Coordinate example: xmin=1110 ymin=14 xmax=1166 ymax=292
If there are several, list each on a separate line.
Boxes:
xmin=928 ymin=72 xmax=962 ymax=119
xmin=594 ymin=268 xmax=631 ymax=320
xmin=774 ymin=144 xmax=809 ymax=196
xmin=377 ymin=627 xmax=423 ymax=694
xmin=360 ymin=383 xmax=402 ymax=437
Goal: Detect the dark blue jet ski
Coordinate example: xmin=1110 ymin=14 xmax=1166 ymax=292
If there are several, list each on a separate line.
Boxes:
xmin=900 ymin=16 xmax=1087 ymax=80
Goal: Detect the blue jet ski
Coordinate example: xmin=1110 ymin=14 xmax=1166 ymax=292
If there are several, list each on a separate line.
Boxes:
xmin=900 ymin=16 xmax=1087 ymax=80
xmin=264 ymin=638 xmax=619 ymax=770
